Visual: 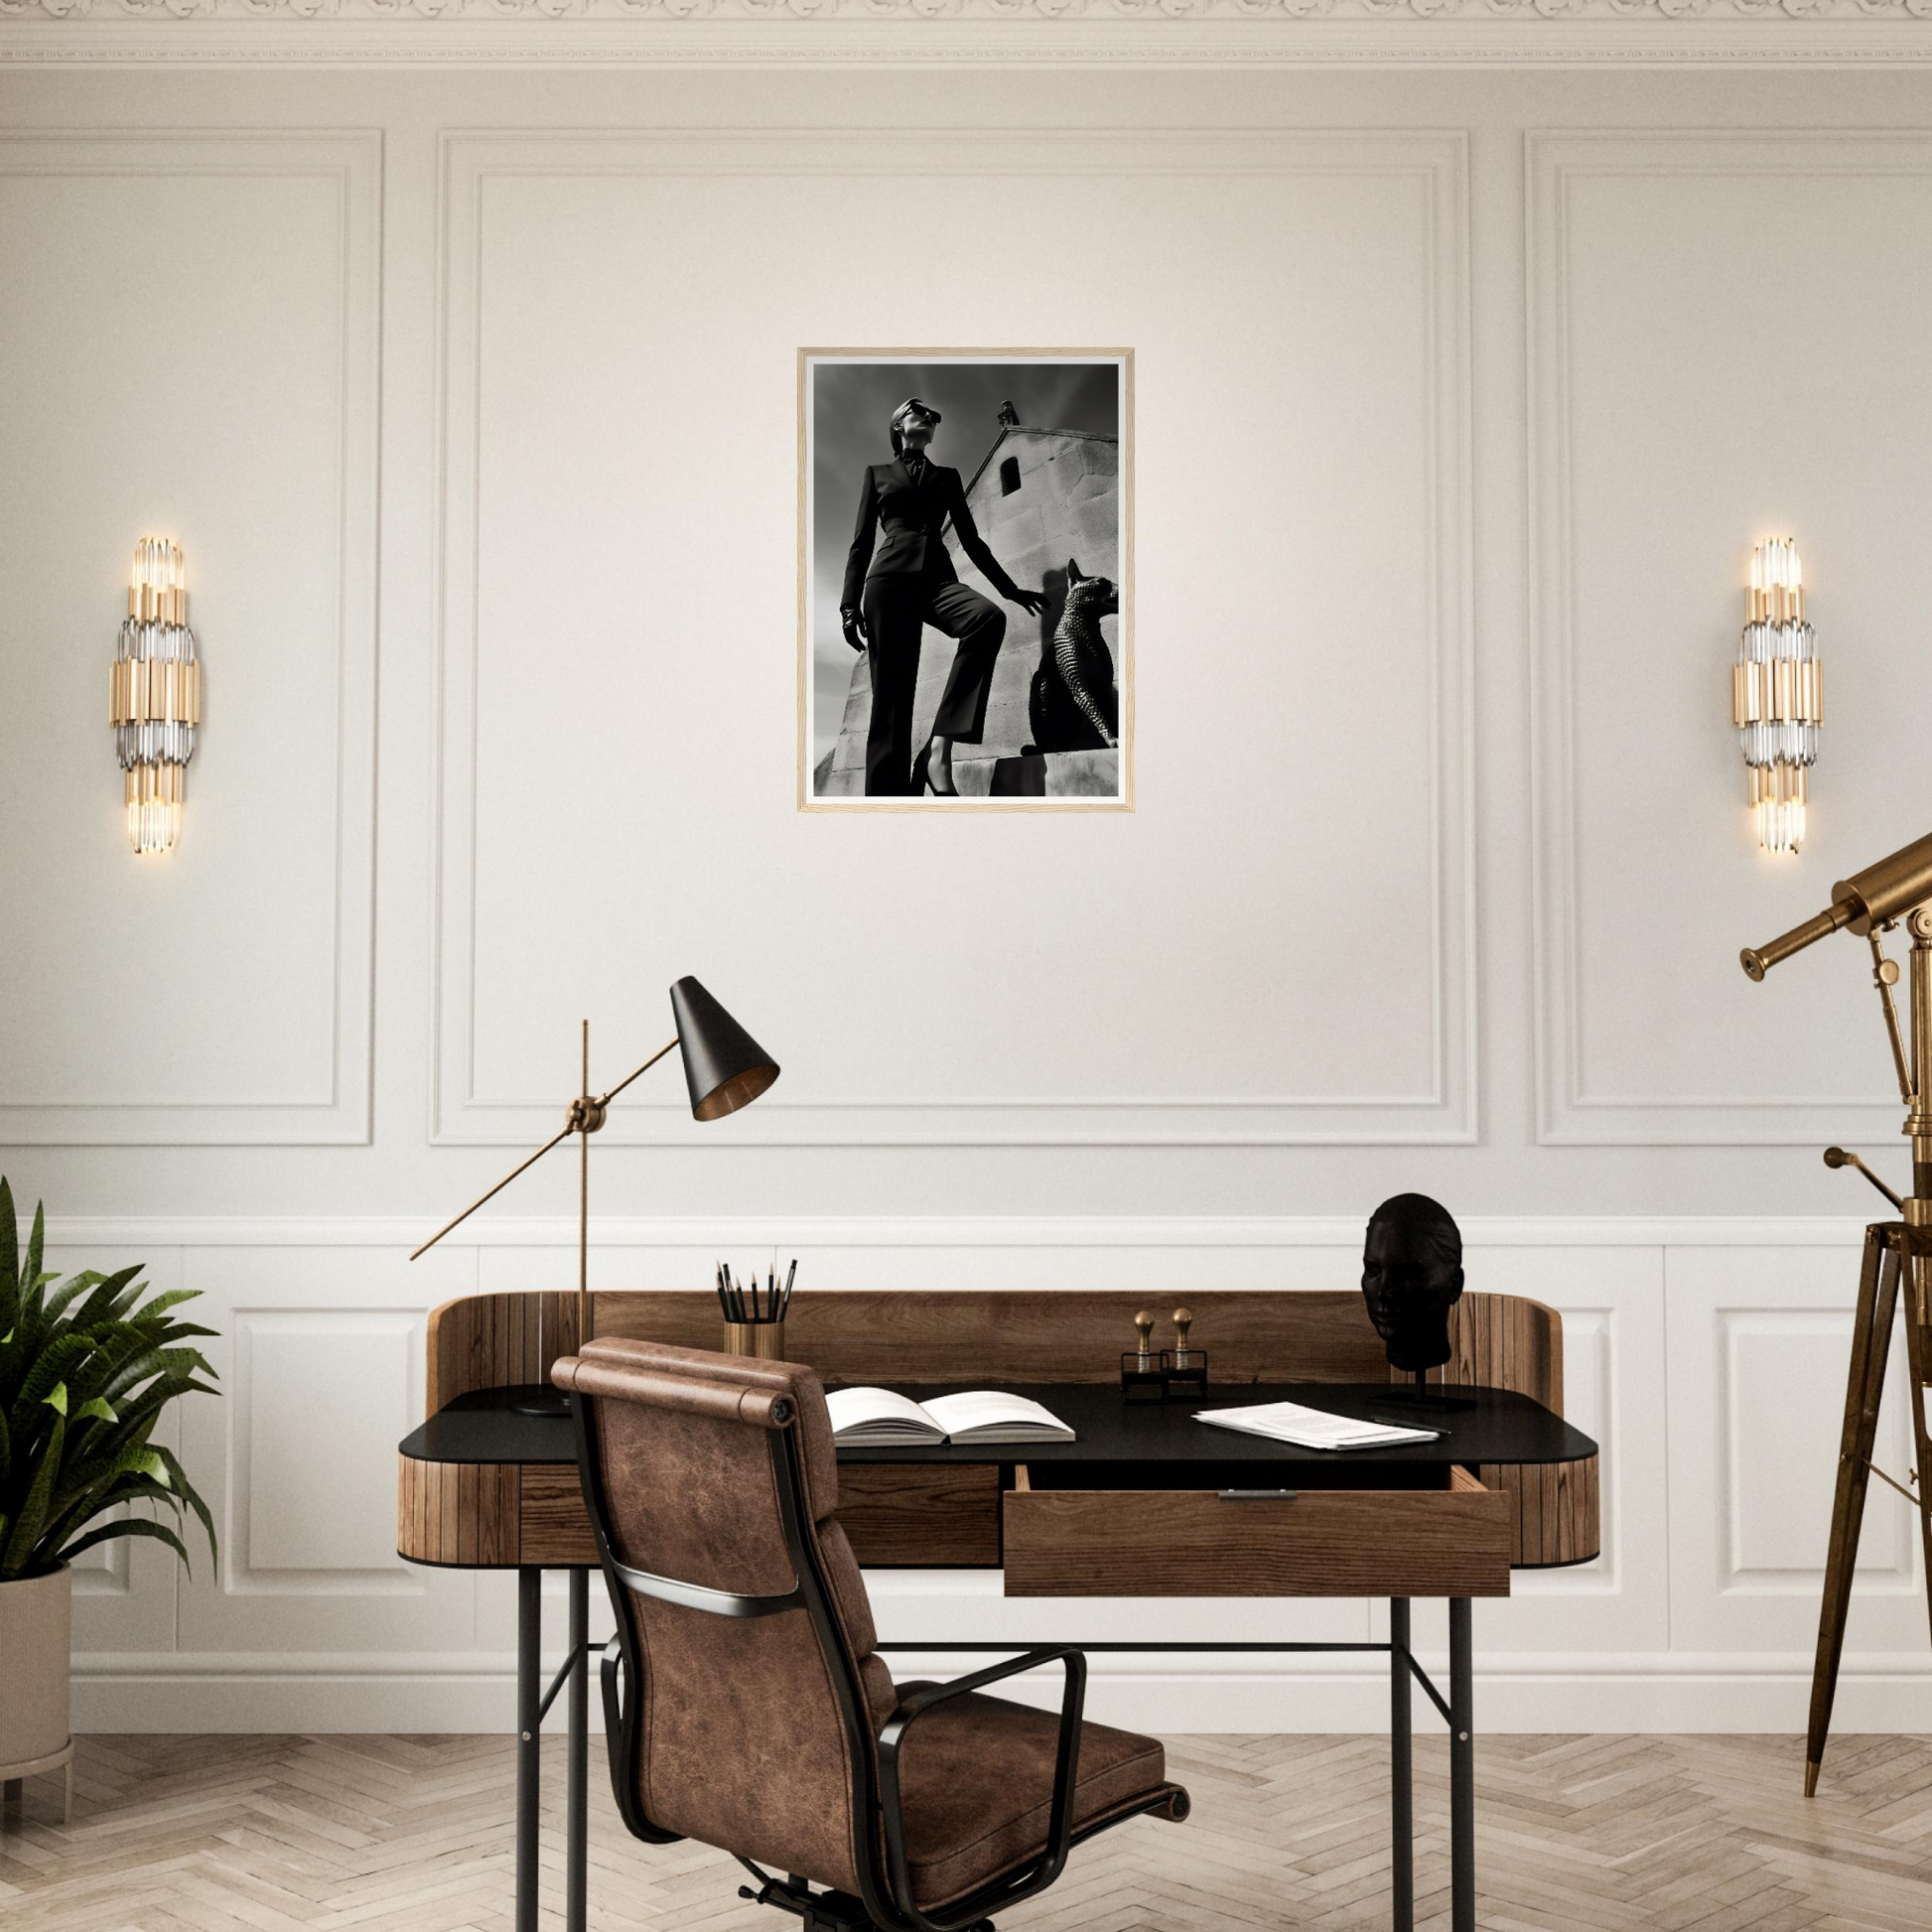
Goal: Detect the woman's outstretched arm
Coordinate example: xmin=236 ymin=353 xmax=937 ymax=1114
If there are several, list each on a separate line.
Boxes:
xmin=947 ymin=477 xmax=1043 ymax=614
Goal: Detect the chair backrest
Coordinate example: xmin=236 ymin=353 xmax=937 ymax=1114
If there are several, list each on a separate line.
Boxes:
xmin=553 ymin=1338 xmax=897 ymax=1895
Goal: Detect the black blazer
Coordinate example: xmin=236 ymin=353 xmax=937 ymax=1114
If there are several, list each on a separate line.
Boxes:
xmin=840 ymin=459 xmax=1024 ymax=613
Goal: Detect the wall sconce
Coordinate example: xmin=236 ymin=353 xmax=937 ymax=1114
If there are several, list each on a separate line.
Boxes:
xmin=110 ymin=538 xmax=201 ymax=856
xmin=1733 ymin=536 xmax=1821 ymax=856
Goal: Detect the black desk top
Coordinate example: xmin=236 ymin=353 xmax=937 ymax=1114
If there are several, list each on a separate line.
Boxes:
xmin=400 ymin=1382 xmax=1595 ymax=1470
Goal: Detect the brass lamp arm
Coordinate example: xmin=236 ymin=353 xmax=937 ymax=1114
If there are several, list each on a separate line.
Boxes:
xmin=408 ymin=1033 xmax=678 ymax=1263
xmin=409 ymin=1120 xmax=578 ymax=1261
xmin=594 ymin=1035 xmax=679 ymax=1111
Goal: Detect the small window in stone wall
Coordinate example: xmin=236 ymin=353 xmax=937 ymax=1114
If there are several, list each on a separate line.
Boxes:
xmin=999 ymin=456 xmax=1021 ymax=495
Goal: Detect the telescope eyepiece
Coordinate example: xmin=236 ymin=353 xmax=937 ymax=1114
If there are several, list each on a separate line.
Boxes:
xmin=1741 ymin=949 xmax=1768 ymax=983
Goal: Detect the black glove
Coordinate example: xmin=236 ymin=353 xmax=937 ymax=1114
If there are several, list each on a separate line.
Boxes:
xmin=841 ymin=607 xmax=867 ymax=651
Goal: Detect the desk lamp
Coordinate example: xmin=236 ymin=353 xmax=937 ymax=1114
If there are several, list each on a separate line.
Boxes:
xmin=410 ymin=975 xmax=779 ymax=1415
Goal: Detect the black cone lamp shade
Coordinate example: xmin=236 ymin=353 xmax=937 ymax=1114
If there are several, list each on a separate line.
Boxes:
xmin=671 ymin=976 xmax=780 ymax=1121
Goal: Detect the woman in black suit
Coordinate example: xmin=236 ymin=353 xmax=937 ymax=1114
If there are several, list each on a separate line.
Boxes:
xmin=839 ymin=397 xmax=1046 ymax=796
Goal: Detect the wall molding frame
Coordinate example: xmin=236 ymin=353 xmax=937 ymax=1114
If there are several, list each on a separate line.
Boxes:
xmin=0 ymin=129 xmax=382 ymax=1148
xmin=1527 ymin=129 xmax=1932 ymax=1149
xmin=430 ymin=127 xmax=1476 ymax=1149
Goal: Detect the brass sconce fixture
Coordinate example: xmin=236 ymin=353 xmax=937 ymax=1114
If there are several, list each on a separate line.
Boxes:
xmin=1733 ymin=537 xmax=1821 ymax=855
xmin=111 ymin=538 xmax=201 ymax=856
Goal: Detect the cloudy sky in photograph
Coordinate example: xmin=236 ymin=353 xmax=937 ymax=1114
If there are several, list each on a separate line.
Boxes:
xmin=807 ymin=358 xmax=1121 ymax=770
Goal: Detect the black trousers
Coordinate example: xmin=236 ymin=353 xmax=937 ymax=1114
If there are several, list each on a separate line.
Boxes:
xmin=861 ymin=574 xmax=1007 ymax=797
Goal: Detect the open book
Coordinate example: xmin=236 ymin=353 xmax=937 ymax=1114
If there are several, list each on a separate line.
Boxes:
xmin=1195 ymin=1400 xmax=1441 ymax=1451
xmin=825 ymin=1387 xmax=1075 ymax=1448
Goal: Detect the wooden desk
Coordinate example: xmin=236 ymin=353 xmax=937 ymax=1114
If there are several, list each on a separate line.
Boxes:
xmin=397 ymin=1290 xmax=1598 ymax=1932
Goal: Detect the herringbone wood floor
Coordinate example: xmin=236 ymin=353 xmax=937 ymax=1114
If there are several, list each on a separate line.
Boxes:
xmin=2 ymin=1733 xmax=1929 ymax=1931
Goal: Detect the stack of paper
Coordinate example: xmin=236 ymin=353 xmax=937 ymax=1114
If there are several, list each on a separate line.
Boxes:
xmin=1195 ymin=1401 xmax=1440 ymax=1450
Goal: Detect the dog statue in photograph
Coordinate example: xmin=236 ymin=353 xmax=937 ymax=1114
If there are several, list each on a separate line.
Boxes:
xmin=1029 ymin=558 xmax=1120 ymax=753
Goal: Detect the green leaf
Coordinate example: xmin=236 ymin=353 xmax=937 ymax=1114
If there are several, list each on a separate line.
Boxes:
xmin=123 ymin=1289 xmax=204 ymax=1323
xmin=23 ymin=1201 xmax=44 ymax=1320
xmin=11 ymin=1334 xmax=95 ymax=1434
xmin=0 ymin=1181 xmax=220 ymax=1583
xmin=54 ymin=1514 xmax=191 ymax=1574
xmin=1 ymin=1405 xmax=64 ymax=1578
xmin=149 ymin=1445 xmax=218 ymax=1569
xmin=0 ymin=1176 xmax=16 ymax=1323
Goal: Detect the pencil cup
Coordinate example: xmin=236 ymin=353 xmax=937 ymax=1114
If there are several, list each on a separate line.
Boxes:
xmin=725 ymin=1320 xmax=785 ymax=1360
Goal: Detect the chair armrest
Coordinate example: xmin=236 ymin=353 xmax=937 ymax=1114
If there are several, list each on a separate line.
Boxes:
xmin=875 ymin=1648 xmax=1088 ymax=1932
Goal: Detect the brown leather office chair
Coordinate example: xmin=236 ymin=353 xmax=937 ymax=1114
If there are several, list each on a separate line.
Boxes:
xmin=552 ymin=1338 xmax=1188 ymax=1932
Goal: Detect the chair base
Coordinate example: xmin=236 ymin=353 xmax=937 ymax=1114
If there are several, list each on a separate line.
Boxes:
xmin=740 ymin=1871 xmax=991 ymax=1932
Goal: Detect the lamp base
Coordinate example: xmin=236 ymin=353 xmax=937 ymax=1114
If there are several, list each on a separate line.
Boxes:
xmin=507 ymin=1383 xmax=570 ymax=1419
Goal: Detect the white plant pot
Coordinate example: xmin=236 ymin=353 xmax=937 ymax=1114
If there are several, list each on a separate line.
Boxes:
xmin=0 ymin=1564 xmax=72 ymax=1775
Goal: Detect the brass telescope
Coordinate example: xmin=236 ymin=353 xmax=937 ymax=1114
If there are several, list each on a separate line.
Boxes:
xmin=1741 ymin=825 xmax=1932 ymax=979
xmin=1740 ymin=825 xmax=1932 ymax=1800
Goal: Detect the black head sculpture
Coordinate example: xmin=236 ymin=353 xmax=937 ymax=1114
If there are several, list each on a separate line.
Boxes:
xmin=1360 ymin=1193 xmax=1465 ymax=1374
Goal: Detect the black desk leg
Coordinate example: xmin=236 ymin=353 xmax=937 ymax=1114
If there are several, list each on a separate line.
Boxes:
xmin=516 ymin=1568 xmax=541 ymax=1932
xmin=1390 ymin=1597 xmax=1413 ymax=1932
xmin=1449 ymin=1597 xmax=1474 ymax=1932
xmin=568 ymin=1569 xmax=589 ymax=1932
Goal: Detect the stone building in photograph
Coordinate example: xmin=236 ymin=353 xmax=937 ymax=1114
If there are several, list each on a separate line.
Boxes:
xmin=816 ymin=404 xmax=1122 ymax=798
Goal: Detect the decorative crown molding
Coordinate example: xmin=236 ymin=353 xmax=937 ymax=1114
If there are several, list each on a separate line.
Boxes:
xmin=6 ymin=0 xmax=1932 ymax=20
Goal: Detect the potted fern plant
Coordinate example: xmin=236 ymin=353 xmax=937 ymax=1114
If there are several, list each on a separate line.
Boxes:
xmin=0 ymin=1177 xmax=219 ymax=1790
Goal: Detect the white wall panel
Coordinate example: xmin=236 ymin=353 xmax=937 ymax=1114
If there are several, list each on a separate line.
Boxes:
xmin=1530 ymin=132 xmax=1932 ymax=1146
xmin=1666 ymin=1243 xmax=1926 ymax=1658
xmin=0 ymin=131 xmax=380 ymax=1146
xmin=433 ymin=130 xmax=1475 ymax=1148
xmin=173 ymin=1243 xmax=480 ymax=1656
xmin=1451 ymin=1245 xmax=1670 ymax=1657
xmin=238 ymin=1310 xmax=421 ymax=1579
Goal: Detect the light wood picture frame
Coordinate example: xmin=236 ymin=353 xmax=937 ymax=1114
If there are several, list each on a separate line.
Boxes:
xmin=798 ymin=348 xmax=1133 ymax=812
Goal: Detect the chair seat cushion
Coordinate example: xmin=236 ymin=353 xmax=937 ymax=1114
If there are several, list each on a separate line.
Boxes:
xmin=889 ymin=1688 xmax=1183 ymax=1909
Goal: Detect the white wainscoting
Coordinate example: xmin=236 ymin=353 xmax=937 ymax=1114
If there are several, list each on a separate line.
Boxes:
xmin=50 ymin=1213 xmax=1931 ymax=1734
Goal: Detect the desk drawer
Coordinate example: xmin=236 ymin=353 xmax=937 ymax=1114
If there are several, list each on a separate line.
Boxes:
xmin=836 ymin=1463 xmax=1001 ymax=1567
xmin=1003 ymin=1464 xmax=1510 ymax=1597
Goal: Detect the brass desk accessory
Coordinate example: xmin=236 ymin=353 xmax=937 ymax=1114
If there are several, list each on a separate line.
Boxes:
xmin=409 ymin=977 xmax=779 ymax=1416
xmin=1741 ymin=825 xmax=1932 ymax=1793
xmin=1165 ymin=1306 xmax=1208 ymax=1401
xmin=1121 ymin=1310 xmax=1164 ymax=1402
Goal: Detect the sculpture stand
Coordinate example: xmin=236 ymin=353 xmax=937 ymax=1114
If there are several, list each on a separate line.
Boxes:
xmin=1375 ymin=1371 xmax=1477 ymax=1419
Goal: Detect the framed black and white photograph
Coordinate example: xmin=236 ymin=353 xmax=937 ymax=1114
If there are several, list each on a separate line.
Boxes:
xmin=799 ymin=349 xmax=1132 ymax=810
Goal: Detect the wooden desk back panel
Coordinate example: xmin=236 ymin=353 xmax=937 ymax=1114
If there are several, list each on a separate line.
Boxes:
xmin=426 ymin=1289 xmax=1562 ymax=1413
xmin=416 ymin=1289 xmax=1593 ymax=1571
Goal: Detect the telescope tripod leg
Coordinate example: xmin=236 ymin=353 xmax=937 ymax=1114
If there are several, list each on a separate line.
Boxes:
xmin=1805 ymin=1226 xmax=1901 ymax=1796
xmin=1901 ymin=1248 xmax=1932 ymax=1661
